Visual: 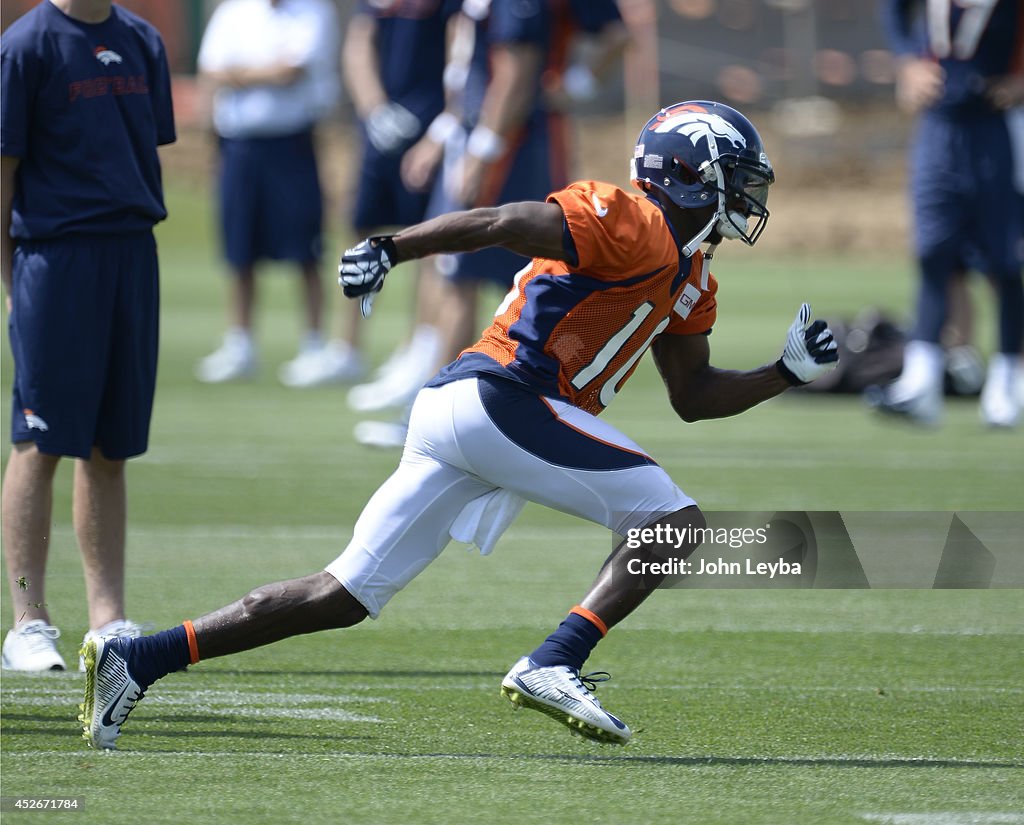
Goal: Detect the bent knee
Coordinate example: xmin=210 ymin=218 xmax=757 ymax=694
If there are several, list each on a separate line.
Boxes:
xmin=310 ymin=571 xmax=368 ymax=628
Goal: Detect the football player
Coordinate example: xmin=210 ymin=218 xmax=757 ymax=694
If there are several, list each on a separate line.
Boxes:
xmin=869 ymin=0 xmax=1024 ymax=427
xmin=80 ymin=101 xmax=838 ymax=750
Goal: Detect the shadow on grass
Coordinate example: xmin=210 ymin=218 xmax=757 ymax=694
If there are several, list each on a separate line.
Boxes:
xmin=314 ymin=751 xmax=1023 ymax=769
xmin=196 ymin=669 xmax=500 ymax=679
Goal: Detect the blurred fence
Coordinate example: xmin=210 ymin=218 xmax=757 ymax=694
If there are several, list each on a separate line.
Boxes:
xmin=2 ymin=1 xmax=897 ymax=109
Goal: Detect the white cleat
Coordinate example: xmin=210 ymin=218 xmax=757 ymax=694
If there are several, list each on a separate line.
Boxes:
xmin=79 ymin=637 xmax=145 ymax=751
xmin=195 ymin=332 xmax=257 ymax=384
xmin=1 ymin=620 xmax=66 ymax=672
xmin=79 ymin=619 xmax=149 ymax=672
xmin=352 ymin=419 xmax=409 ymax=449
xmin=500 ymin=656 xmax=632 ymax=745
xmin=347 ymin=329 xmax=439 ymax=412
xmin=980 ymin=353 xmax=1020 ymax=428
xmin=278 ymin=341 xmax=366 ymax=388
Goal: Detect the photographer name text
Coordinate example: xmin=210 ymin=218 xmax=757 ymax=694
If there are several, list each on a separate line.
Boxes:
xmin=627 ymin=557 xmax=801 ymax=579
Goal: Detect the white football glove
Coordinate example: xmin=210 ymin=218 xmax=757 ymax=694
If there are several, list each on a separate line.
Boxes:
xmin=776 ymin=303 xmax=839 ymax=385
xmin=365 ymin=102 xmax=420 ymax=154
xmin=338 ymin=236 xmax=398 ymax=318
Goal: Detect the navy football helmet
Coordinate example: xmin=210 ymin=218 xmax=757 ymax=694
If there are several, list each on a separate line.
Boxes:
xmin=630 ymin=101 xmax=774 ymax=255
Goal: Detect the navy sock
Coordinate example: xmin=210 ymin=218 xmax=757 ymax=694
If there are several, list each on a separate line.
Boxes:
xmin=529 ymin=611 xmax=605 ymax=672
xmin=126 ymin=625 xmax=191 ymax=688
xmin=995 ymin=274 xmax=1023 ymax=354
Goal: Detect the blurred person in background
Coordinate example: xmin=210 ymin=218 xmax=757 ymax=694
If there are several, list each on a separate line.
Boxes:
xmin=351 ymin=0 xmax=629 ymax=448
xmin=868 ymin=0 xmax=1024 ymax=427
xmin=193 ymin=0 xmax=341 ymax=386
xmin=299 ymin=0 xmax=466 ymax=390
xmin=1 ymin=0 xmax=174 ymax=670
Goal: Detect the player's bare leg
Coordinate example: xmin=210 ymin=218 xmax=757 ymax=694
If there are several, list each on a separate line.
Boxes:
xmin=1 ymin=443 xmax=68 ymax=671
xmin=74 ymin=449 xmax=127 ymax=631
xmin=196 ymin=265 xmax=259 ymax=382
xmin=501 ymin=505 xmax=705 ymax=745
xmin=2 ymin=443 xmax=59 ymax=628
xmin=580 ymin=504 xmax=706 ymax=628
xmin=230 ymin=264 xmax=256 ymax=332
xmin=192 ymin=572 xmax=367 ymax=658
xmin=298 ymin=260 xmax=323 ymax=340
xmin=80 ymin=571 xmax=368 ymax=748
xmin=438 ymin=276 xmax=479 ymax=364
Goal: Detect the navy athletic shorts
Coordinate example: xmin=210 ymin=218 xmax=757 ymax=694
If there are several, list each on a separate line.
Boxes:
xmin=910 ymin=110 xmax=1024 ymax=278
xmin=218 ymin=130 xmax=323 ymax=268
xmin=428 ymin=119 xmax=567 ymax=288
xmin=8 ymin=232 xmax=160 ymax=459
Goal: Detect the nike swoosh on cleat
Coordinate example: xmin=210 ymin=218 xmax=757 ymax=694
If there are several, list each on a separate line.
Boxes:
xmin=100 ymin=683 xmax=136 ymax=727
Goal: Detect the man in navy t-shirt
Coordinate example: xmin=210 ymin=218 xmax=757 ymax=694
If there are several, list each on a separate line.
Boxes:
xmin=1 ymin=0 xmax=175 ymax=671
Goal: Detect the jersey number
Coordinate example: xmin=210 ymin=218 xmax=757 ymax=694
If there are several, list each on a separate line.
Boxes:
xmin=570 ymin=302 xmax=670 ymax=408
xmin=928 ymin=0 xmax=999 ymax=59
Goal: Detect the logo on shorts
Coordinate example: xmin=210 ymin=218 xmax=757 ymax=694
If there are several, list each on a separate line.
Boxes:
xmin=94 ymin=46 xmax=123 ymax=66
xmin=23 ymin=409 xmax=49 ymax=432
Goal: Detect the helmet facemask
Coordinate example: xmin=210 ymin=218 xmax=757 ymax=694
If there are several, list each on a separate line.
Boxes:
xmin=704 ymin=154 xmax=772 ymax=247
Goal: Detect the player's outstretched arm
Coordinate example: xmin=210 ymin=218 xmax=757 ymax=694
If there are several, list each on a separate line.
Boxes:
xmin=652 ymin=303 xmax=838 ymax=422
xmin=338 ymin=201 xmax=568 ymax=316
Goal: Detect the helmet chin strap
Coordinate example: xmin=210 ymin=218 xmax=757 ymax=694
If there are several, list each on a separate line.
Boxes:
xmin=681 ymin=212 xmax=719 ymax=257
xmin=683 ymin=158 xmax=745 ymax=255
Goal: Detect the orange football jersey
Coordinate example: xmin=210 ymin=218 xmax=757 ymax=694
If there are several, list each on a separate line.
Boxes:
xmin=446 ymin=180 xmax=718 ymax=415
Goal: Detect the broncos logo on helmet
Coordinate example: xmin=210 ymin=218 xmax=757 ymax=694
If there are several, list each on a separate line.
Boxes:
xmin=654 ymin=113 xmax=747 ymax=153
xmin=631 ymin=100 xmax=774 ymax=255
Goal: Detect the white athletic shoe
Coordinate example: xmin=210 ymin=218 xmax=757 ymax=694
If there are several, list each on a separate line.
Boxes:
xmin=1 ymin=620 xmax=66 ymax=671
xmin=279 ymin=341 xmax=366 ymax=388
xmin=79 ymin=637 xmax=144 ymax=751
xmin=500 ymin=656 xmax=632 ymax=745
xmin=347 ymin=327 xmax=440 ymax=412
xmin=79 ymin=619 xmax=148 ymax=672
xmin=352 ymin=419 xmax=409 ymax=449
xmin=195 ymin=331 xmax=257 ymax=383
xmin=347 ymin=366 xmax=427 ymax=413
xmin=980 ymin=353 xmax=1020 ymax=428
xmin=865 ymin=374 xmax=943 ymax=426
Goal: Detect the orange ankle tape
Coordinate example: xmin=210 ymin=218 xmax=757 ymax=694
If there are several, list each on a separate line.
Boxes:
xmin=183 ymin=620 xmax=200 ymax=664
xmin=570 ymin=605 xmax=608 ymax=637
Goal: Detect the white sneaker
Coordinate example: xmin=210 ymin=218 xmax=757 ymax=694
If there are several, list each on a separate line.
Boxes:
xmin=348 ymin=326 xmax=440 ymax=412
xmin=195 ymin=331 xmax=257 ymax=383
xmin=865 ymin=378 xmax=943 ymax=426
xmin=980 ymin=353 xmax=1020 ymax=428
xmin=79 ymin=637 xmax=144 ymax=750
xmin=500 ymin=656 xmax=632 ymax=745
xmin=944 ymin=345 xmax=985 ymax=396
xmin=867 ymin=340 xmax=944 ymax=426
xmin=353 ymin=419 xmax=409 ymax=449
xmin=79 ymin=619 xmax=148 ymax=672
xmin=347 ymin=363 xmax=429 ymax=413
xmin=2 ymin=620 xmax=66 ymax=671
xmin=279 ymin=341 xmax=366 ymax=387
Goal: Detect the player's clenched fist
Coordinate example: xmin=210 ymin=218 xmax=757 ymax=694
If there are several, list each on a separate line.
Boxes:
xmin=776 ymin=302 xmax=839 ymax=385
xmin=338 ymin=235 xmax=399 ymax=317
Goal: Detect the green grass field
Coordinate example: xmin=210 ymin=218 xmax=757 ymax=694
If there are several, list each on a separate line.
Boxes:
xmin=1 ymin=182 xmax=1022 ymax=825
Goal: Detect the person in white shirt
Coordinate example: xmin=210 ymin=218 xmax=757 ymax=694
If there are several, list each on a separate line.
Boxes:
xmin=193 ymin=0 xmax=343 ymax=387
